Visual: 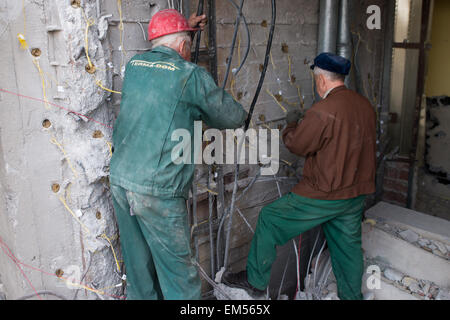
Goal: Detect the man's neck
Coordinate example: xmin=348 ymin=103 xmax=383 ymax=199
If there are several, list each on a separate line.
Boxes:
xmin=323 ymin=82 xmax=345 ymax=99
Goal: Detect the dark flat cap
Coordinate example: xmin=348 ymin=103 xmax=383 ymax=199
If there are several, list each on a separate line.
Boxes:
xmin=310 ymin=52 xmax=351 ymax=76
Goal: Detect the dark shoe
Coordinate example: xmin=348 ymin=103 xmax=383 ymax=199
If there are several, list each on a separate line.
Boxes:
xmin=222 ymin=270 xmax=266 ymax=299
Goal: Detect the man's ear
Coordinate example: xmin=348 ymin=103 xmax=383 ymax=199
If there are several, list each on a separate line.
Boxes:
xmin=319 ymin=74 xmax=326 ymax=87
xmin=178 ymin=40 xmax=186 ymax=54
xmin=179 ymin=39 xmax=190 ymax=60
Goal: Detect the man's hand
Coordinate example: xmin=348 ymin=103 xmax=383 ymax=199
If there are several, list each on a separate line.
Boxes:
xmin=188 ymin=14 xmax=207 ymax=31
xmin=285 ymin=109 xmax=304 ymax=125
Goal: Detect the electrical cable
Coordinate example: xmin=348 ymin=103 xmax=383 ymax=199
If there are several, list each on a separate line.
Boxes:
xmin=313 ymin=239 xmax=327 ymax=288
xmin=276 ymin=252 xmax=290 ymax=300
xmin=222 ymin=0 xmax=276 ymax=271
xmin=295 ymin=234 xmax=302 ymax=296
xmin=306 ymin=229 xmax=320 ymax=287
xmin=16 ymin=290 xmax=68 ymax=300
xmin=193 ymin=0 xmax=205 ymax=64
xmin=222 ymin=0 xmax=245 ymax=89
xmin=193 ymin=261 xmax=232 ymax=300
xmin=244 ymin=0 xmax=276 ymax=130
xmin=226 ymin=0 xmax=251 ymax=77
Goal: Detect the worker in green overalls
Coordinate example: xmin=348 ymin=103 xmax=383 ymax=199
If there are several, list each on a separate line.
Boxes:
xmin=110 ymin=9 xmax=247 ymax=300
xmin=223 ymin=53 xmax=377 ymax=300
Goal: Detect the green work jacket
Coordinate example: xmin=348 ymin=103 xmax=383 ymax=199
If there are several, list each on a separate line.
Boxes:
xmin=110 ymin=46 xmax=247 ymax=199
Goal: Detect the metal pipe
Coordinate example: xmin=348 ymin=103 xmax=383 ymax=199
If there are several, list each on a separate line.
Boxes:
xmin=337 ymin=0 xmax=351 ymax=60
xmin=317 ymin=0 xmax=339 ymax=54
xmin=337 ymin=0 xmax=354 ymax=89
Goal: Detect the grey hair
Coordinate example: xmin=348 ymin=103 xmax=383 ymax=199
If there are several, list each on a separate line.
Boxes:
xmin=151 ymin=31 xmax=191 ymax=49
xmin=313 ymin=66 xmax=345 ymax=82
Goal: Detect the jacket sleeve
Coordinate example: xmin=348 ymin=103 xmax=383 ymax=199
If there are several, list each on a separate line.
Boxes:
xmin=282 ymin=108 xmax=331 ymax=157
xmin=186 ymin=66 xmax=248 ymax=130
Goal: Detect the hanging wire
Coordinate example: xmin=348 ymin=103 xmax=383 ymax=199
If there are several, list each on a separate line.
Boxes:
xmin=222 ymin=0 xmax=245 ymax=89
xmin=222 ymin=0 xmax=276 ymax=270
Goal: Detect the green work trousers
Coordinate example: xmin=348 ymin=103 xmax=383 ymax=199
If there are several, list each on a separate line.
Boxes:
xmin=110 ymin=184 xmax=201 ymax=300
xmin=247 ymin=192 xmax=365 ymax=300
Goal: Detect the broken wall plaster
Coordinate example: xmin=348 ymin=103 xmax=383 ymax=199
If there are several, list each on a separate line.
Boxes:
xmin=0 ymin=0 xmax=121 ymax=299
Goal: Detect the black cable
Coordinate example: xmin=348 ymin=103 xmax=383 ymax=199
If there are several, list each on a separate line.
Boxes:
xmin=225 ymin=0 xmax=251 ymax=78
xmin=244 ymin=0 xmax=276 ymax=130
xmin=222 ymin=0 xmax=245 ymax=89
xmin=221 ymin=0 xmax=276 ymax=270
xmin=193 ymin=0 xmax=205 ymax=64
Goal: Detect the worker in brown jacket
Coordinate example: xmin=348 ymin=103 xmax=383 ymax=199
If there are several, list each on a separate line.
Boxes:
xmin=223 ymin=52 xmax=377 ymax=300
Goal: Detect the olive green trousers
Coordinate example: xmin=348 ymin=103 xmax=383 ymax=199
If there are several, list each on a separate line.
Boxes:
xmin=246 ymin=192 xmax=366 ymax=300
xmin=110 ymin=184 xmax=201 ymax=300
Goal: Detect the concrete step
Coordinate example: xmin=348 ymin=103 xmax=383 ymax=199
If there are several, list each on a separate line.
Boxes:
xmin=362 ymin=223 xmax=450 ymax=288
xmin=365 ymin=202 xmax=450 ymax=245
xmin=362 ymin=272 xmax=419 ymax=300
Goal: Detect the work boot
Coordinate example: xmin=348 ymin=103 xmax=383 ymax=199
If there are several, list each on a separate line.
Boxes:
xmin=222 ymin=270 xmax=266 ymax=299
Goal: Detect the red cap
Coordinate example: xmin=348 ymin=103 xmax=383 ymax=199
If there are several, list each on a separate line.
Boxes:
xmin=148 ymin=9 xmax=198 ymax=42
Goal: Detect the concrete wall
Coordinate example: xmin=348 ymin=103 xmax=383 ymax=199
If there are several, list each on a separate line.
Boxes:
xmin=0 ymin=0 xmax=121 ymax=300
xmin=0 ymin=0 xmax=392 ymax=300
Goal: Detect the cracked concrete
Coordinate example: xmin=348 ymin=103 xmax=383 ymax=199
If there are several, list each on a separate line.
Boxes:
xmin=0 ymin=0 xmax=120 ymax=300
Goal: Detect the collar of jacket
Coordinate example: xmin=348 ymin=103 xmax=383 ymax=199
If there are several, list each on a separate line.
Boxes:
xmin=324 ymin=85 xmax=346 ymax=99
xmin=151 ymin=45 xmax=181 ymax=58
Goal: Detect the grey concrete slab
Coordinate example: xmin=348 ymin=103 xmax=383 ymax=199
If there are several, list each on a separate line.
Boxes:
xmin=366 ymin=201 xmax=450 ymax=243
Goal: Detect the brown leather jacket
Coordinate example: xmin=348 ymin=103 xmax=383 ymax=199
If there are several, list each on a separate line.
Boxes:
xmin=283 ymin=85 xmax=376 ymax=200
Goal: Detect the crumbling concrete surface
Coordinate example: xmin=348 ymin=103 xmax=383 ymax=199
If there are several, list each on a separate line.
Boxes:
xmin=0 ymin=0 xmax=121 ymax=299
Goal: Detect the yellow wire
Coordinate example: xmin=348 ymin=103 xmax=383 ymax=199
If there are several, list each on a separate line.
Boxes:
xmin=17 ymin=33 xmax=29 ymax=50
xmin=270 ymin=51 xmax=276 ymax=70
xmin=196 ymin=183 xmax=218 ymax=196
xmin=310 ymin=69 xmax=316 ymax=99
xmin=288 ymin=55 xmax=293 ymax=80
xmin=351 ymin=31 xmax=373 ymax=54
xmin=62 ymin=277 xmax=106 ymax=295
xmin=266 ymin=89 xmax=287 ymax=113
xmin=99 ymin=234 xmax=121 ymax=272
xmin=80 ymin=7 xmax=95 ymax=69
xmin=59 ymin=194 xmax=121 ymax=273
xmin=32 ymin=59 xmax=50 ymax=110
xmin=230 ymin=77 xmax=238 ymax=100
xmin=95 ymin=80 xmax=122 ymax=95
xmin=17 ymin=1 xmax=28 ymax=50
xmin=50 ymin=137 xmax=79 ymax=178
xmin=59 ymin=196 xmax=91 ymax=234
xmin=106 ymin=141 xmax=113 ymax=157
xmin=85 ymin=18 xmax=95 ymax=69
xmin=190 ymin=219 xmax=210 ymax=238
